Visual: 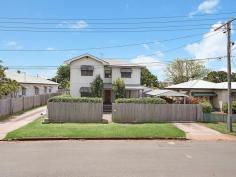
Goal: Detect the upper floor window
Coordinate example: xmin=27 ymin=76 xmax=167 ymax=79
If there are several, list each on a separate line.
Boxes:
xmin=34 ymin=86 xmax=39 ymax=95
xmin=81 ymin=65 xmax=94 ymax=76
xmin=49 ymin=87 xmax=52 ymax=93
xmin=104 ymin=68 xmax=112 ymax=78
xmin=121 ymin=68 xmax=132 ymax=78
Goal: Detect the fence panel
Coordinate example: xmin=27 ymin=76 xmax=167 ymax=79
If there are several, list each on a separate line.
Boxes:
xmin=0 ymin=99 xmax=11 ymax=117
xmin=0 ymin=93 xmax=60 ymax=118
xmin=47 ymin=102 xmax=103 ymax=123
xmin=11 ymin=97 xmax=23 ymax=114
xmin=112 ymin=103 xmax=202 ymax=123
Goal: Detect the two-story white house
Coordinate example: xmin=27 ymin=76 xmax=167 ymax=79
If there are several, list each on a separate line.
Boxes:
xmin=66 ymin=54 xmax=144 ymax=105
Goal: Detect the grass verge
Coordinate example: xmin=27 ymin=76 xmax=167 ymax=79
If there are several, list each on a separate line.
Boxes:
xmin=5 ymin=117 xmax=186 ymax=140
xmin=201 ymin=122 xmax=236 ymax=136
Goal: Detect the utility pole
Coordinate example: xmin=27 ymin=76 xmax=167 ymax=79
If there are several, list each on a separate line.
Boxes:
xmin=215 ymin=17 xmax=236 ymax=132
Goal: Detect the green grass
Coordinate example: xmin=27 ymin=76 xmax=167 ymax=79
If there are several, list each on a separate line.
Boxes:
xmin=201 ymin=122 xmax=236 ymax=136
xmin=5 ymin=117 xmax=185 ymax=140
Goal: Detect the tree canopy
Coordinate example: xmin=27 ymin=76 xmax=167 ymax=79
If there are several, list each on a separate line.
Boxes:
xmin=203 ymin=71 xmax=236 ymax=83
xmin=112 ymin=78 xmax=125 ymax=99
xmin=51 ymin=64 xmax=70 ymax=89
xmin=166 ymin=59 xmax=209 ymax=84
xmin=141 ymin=68 xmax=159 ymax=88
xmin=90 ymin=75 xmax=103 ymax=97
xmin=0 ymin=60 xmax=19 ymax=98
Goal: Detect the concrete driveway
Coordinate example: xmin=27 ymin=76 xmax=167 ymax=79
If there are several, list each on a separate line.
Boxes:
xmin=0 ymin=106 xmax=46 ymax=139
xmin=174 ymin=123 xmax=236 ymax=141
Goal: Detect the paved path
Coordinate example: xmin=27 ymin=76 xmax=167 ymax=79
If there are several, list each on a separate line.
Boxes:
xmin=0 ymin=106 xmax=47 ymax=139
xmin=0 ymin=140 xmax=236 ymax=177
xmin=175 ymin=123 xmax=236 ymax=141
xmin=102 ymin=113 xmax=112 ymax=123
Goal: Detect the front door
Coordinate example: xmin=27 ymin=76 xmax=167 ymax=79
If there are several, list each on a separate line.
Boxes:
xmin=104 ymin=90 xmax=111 ymax=104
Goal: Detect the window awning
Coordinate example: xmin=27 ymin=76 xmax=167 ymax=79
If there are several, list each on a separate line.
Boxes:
xmin=81 ymin=65 xmax=94 ymax=70
xmin=191 ymin=92 xmax=217 ymax=96
xmin=80 ymin=87 xmax=91 ymax=92
xmin=120 ymin=68 xmax=132 ymax=72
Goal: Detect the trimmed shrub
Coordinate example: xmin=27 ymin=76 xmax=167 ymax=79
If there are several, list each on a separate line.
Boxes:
xmin=115 ymin=97 xmax=166 ymax=104
xmin=200 ymin=101 xmax=212 ymax=113
xmin=222 ymin=101 xmax=236 ymax=113
xmin=48 ymin=95 xmax=102 ymax=103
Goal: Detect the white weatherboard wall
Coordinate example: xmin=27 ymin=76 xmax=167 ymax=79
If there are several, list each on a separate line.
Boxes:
xmin=17 ymin=84 xmax=58 ymax=97
xmin=70 ymin=56 xmax=105 ymax=97
xmin=111 ymin=67 xmax=141 ymax=85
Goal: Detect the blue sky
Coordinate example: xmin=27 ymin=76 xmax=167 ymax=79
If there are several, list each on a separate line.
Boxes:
xmin=0 ymin=0 xmax=235 ymax=81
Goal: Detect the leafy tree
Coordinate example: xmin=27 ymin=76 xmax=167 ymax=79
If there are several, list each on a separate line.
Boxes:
xmin=166 ymin=59 xmax=209 ymax=84
xmin=0 ymin=60 xmax=19 ymax=98
xmin=112 ymin=78 xmax=125 ymax=99
xmin=141 ymin=68 xmax=159 ymax=87
xmin=90 ymin=75 xmax=103 ymax=97
xmin=204 ymin=71 xmax=236 ymax=83
xmin=51 ymin=64 xmax=70 ymax=89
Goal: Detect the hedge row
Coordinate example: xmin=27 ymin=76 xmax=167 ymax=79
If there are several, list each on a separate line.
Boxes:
xmin=199 ymin=101 xmax=213 ymax=113
xmin=222 ymin=101 xmax=236 ymax=113
xmin=115 ymin=97 xmax=167 ymax=104
xmin=48 ymin=95 xmax=102 ymax=103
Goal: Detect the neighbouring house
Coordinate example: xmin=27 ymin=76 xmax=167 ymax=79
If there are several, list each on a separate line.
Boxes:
xmin=5 ymin=71 xmax=59 ymax=97
xmin=166 ymin=79 xmax=236 ymax=110
xmin=65 ymin=53 xmax=145 ymax=104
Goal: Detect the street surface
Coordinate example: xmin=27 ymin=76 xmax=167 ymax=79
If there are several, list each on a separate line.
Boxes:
xmin=0 ymin=140 xmax=236 ymax=177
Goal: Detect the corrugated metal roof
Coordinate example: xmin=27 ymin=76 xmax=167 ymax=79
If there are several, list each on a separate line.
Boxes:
xmin=167 ymin=79 xmax=236 ymax=90
xmin=145 ymin=89 xmax=188 ymax=97
xmin=5 ymin=71 xmax=58 ymax=85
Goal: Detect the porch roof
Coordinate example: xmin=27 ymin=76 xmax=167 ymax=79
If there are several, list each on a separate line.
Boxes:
xmin=145 ymin=89 xmax=188 ymax=97
xmin=125 ymin=85 xmax=144 ymax=90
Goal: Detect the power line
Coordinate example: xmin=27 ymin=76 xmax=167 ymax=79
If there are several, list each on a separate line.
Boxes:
xmin=0 ymin=27 xmax=214 ymax=33
xmin=0 ymin=23 xmax=215 ymax=30
xmin=0 ymin=11 xmax=235 ymax=21
xmin=6 ymin=56 xmax=229 ymax=70
xmin=0 ymin=32 xmax=207 ymax=52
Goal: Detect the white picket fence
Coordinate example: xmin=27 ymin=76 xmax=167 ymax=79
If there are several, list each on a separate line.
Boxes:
xmin=0 ymin=93 xmax=59 ymax=117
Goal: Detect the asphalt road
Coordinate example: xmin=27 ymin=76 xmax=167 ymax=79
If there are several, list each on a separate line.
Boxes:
xmin=0 ymin=140 xmax=236 ymax=177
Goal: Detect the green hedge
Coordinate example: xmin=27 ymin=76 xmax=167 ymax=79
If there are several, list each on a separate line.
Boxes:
xmin=115 ymin=97 xmax=166 ymax=104
xmin=200 ymin=101 xmax=212 ymax=113
xmin=222 ymin=101 xmax=236 ymax=113
xmin=48 ymin=95 xmax=102 ymax=103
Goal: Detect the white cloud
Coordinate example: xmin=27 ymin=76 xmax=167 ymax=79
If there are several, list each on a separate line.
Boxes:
xmin=130 ymin=55 xmax=167 ymax=80
xmin=58 ymin=20 xmax=88 ymax=30
xmin=185 ymin=22 xmax=227 ymax=59
xmin=5 ymin=41 xmax=22 ymax=49
xmin=142 ymin=44 xmax=150 ymax=50
xmin=189 ymin=0 xmax=219 ymax=16
xmin=46 ymin=47 xmax=55 ymax=51
xmin=70 ymin=20 xmax=88 ymax=29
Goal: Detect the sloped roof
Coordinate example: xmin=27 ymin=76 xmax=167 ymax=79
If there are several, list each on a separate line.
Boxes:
xmin=145 ymin=89 xmax=188 ymax=97
xmin=167 ymin=79 xmax=236 ymax=90
xmin=5 ymin=71 xmax=58 ymax=85
xmin=167 ymin=80 xmax=217 ymax=89
xmin=65 ymin=53 xmax=145 ymax=67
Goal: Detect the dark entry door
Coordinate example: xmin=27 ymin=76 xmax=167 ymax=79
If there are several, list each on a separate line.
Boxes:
xmin=104 ymin=90 xmax=111 ymax=104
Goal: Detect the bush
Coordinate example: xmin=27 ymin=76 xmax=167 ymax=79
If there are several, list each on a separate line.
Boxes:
xmin=48 ymin=95 xmax=102 ymax=103
xmin=115 ymin=97 xmax=166 ymax=104
xmin=222 ymin=101 xmax=236 ymax=113
xmin=200 ymin=101 xmax=212 ymax=113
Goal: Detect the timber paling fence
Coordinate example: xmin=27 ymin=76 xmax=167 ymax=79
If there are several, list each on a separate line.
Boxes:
xmin=112 ymin=103 xmax=203 ymax=123
xmin=202 ymin=113 xmax=236 ymax=123
xmin=0 ymin=93 xmax=59 ymax=118
xmin=47 ymin=102 xmax=103 ymax=123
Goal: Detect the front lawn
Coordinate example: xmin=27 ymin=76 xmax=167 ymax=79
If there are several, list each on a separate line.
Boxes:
xmin=5 ymin=117 xmax=185 ymax=140
xmin=201 ymin=122 xmax=236 ymax=136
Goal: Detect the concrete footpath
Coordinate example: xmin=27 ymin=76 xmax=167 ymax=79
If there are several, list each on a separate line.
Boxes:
xmin=0 ymin=106 xmax=47 ymax=139
xmin=175 ymin=123 xmax=236 ymax=141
